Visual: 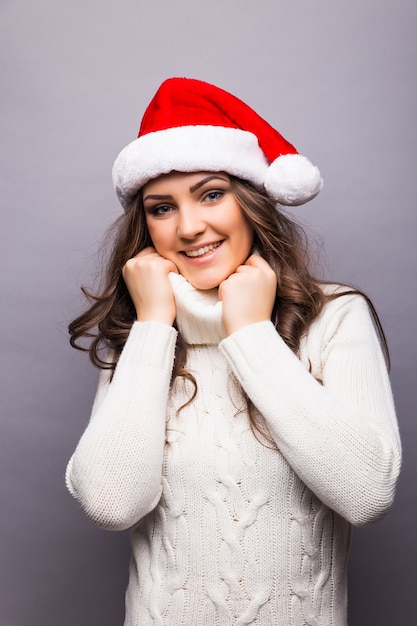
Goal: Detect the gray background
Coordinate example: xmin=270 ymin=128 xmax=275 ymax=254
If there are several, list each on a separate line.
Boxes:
xmin=1 ymin=1 xmax=416 ymax=624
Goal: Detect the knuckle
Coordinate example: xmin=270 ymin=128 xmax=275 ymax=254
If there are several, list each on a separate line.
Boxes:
xmin=124 ymin=259 xmax=137 ymax=272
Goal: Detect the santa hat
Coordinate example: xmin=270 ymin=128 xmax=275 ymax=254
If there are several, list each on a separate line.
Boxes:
xmin=112 ymin=77 xmax=323 ymax=210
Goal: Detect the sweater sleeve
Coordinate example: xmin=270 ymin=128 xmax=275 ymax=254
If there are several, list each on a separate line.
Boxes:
xmin=65 ymin=320 xmax=177 ymax=531
xmin=219 ymin=293 xmax=401 ymax=527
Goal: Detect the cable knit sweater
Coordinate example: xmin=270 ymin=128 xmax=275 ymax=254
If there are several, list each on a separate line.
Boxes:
xmin=66 ymin=273 xmax=401 ymax=626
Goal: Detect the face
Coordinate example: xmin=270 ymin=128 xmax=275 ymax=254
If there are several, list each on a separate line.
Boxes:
xmin=142 ymin=171 xmax=254 ymax=290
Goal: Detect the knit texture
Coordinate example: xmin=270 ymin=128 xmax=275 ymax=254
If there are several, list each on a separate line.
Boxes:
xmin=66 ymin=274 xmax=401 ymax=625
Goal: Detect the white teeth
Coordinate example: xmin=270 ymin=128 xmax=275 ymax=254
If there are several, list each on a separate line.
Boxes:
xmin=184 ymin=242 xmax=221 ymax=258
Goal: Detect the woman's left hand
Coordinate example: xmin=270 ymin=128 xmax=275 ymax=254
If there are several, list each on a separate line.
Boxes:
xmin=219 ymin=254 xmax=277 ymax=335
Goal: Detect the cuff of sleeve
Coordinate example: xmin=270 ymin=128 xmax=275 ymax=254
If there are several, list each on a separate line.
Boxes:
xmin=117 ymin=321 xmax=177 ymax=372
xmin=219 ymin=320 xmax=300 ymax=382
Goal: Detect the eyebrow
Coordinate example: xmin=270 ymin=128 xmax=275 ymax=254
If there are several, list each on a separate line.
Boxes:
xmin=189 ymin=175 xmax=229 ymax=193
xmin=143 ymin=175 xmax=229 ymax=203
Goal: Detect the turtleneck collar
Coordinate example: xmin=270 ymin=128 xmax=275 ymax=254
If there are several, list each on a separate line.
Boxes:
xmin=168 ymin=273 xmax=226 ymax=345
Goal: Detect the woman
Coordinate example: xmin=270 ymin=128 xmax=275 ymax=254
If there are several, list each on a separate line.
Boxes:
xmin=66 ymin=77 xmax=401 ymax=625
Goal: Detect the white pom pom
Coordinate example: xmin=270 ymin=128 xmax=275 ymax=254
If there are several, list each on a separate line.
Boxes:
xmin=264 ymin=154 xmax=323 ymax=206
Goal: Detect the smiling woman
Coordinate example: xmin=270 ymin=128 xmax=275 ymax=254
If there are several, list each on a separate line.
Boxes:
xmin=140 ymin=172 xmax=254 ymax=291
xmin=66 ymin=78 xmax=401 ymax=626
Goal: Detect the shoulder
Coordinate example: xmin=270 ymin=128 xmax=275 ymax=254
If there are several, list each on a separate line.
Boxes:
xmin=317 ymin=282 xmax=380 ymax=343
xmin=320 ymin=282 xmax=363 ymax=301
xmin=318 ymin=282 xmax=372 ymax=326
xmin=299 ymin=283 xmax=381 ymax=373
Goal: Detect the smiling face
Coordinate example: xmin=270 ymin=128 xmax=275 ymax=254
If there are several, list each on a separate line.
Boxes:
xmin=142 ymin=171 xmax=254 ymax=290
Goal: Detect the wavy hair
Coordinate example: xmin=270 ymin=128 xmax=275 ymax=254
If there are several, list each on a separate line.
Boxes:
xmin=69 ymin=176 xmax=389 ymax=427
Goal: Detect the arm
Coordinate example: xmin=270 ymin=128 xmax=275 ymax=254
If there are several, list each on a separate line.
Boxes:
xmin=219 ymin=293 xmax=401 ymax=526
xmin=66 ymin=320 xmax=177 ymax=531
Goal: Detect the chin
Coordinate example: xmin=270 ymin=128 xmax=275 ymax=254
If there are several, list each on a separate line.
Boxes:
xmin=187 ymin=279 xmax=220 ymax=291
xmin=180 ymin=261 xmax=241 ymax=290
xmin=183 ymin=272 xmax=225 ymax=291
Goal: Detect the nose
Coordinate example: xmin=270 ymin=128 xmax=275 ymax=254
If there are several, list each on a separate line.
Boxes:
xmin=177 ymin=205 xmax=206 ymax=239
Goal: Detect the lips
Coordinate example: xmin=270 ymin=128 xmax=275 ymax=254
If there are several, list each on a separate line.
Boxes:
xmin=183 ymin=241 xmax=222 ymax=258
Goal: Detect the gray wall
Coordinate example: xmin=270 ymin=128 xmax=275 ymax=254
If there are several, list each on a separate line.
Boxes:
xmin=1 ymin=1 xmax=416 ymax=624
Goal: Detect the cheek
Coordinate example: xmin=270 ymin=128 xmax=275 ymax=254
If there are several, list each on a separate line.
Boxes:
xmin=236 ymin=220 xmax=254 ymax=254
xmin=146 ymin=222 xmax=171 ymax=252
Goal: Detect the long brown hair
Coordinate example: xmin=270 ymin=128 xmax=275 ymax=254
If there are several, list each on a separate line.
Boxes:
xmin=69 ymin=175 xmax=389 ymax=390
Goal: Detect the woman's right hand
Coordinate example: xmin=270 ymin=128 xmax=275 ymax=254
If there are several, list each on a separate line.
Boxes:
xmin=122 ymin=247 xmax=178 ymax=325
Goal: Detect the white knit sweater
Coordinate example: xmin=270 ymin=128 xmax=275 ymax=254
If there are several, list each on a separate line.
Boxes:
xmin=66 ymin=274 xmax=401 ymax=626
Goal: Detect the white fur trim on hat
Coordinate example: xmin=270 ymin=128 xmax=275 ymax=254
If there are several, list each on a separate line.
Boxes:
xmin=112 ymin=126 xmax=269 ymax=209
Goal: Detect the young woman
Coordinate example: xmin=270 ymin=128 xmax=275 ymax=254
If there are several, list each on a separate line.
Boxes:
xmin=66 ymin=77 xmax=401 ymax=625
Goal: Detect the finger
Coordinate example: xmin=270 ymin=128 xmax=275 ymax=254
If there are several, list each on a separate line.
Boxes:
xmin=128 ymin=248 xmax=179 ymax=273
xmin=244 ymin=253 xmax=270 ymax=269
xmin=134 ymin=246 xmax=157 ymax=258
xmin=166 ymin=261 xmax=179 ymax=274
xmin=233 ymin=264 xmax=252 ymax=274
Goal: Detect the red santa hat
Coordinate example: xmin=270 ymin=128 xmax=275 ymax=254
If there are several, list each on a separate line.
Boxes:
xmin=112 ymin=77 xmax=323 ymax=210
